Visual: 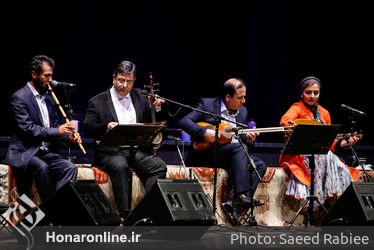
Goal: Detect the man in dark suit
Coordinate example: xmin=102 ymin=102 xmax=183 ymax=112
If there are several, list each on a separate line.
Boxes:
xmin=5 ymin=55 xmax=80 ymax=201
xmin=83 ymin=60 xmax=167 ymax=219
xmin=179 ymin=78 xmax=267 ymax=207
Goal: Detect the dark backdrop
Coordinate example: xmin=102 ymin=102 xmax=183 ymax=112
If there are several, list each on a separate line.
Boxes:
xmin=2 ymin=0 xmax=373 ymax=144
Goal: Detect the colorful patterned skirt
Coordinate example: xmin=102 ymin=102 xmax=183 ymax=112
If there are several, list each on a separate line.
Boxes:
xmin=285 ymin=151 xmax=353 ymax=210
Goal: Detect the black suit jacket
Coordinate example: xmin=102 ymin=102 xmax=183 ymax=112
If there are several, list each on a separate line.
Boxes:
xmin=83 ymin=88 xmax=153 ymax=161
xmin=179 ymin=97 xmax=251 ymax=166
xmin=178 ymin=97 xmax=249 ymax=143
xmin=178 ymin=97 xmax=251 ymax=166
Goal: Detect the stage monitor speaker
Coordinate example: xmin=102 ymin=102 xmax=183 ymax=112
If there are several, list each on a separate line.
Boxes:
xmin=39 ymin=180 xmax=121 ymax=226
xmin=124 ymin=179 xmax=216 ymax=226
xmin=321 ymin=183 xmax=374 ymax=225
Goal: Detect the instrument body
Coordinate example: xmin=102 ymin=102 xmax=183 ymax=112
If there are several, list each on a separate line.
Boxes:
xmin=191 ymin=122 xmax=232 ymax=151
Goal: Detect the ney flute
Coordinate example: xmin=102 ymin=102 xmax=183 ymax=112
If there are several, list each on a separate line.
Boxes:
xmin=47 ymin=83 xmax=86 ymax=154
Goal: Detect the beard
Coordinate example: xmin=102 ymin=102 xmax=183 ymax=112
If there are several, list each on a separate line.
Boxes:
xmin=115 ymin=85 xmax=131 ymax=96
xmin=34 ymin=78 xmax=48 ymax=94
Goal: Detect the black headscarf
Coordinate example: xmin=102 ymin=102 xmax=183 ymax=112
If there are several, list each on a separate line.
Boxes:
xmin=300 ymin=76 xmax=323 ymax=123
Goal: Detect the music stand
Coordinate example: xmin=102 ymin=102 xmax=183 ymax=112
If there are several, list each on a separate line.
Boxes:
xmin=101 ymin=123 xmax=165 ymax=209
xmin=282 ymin=124 xmax=340 ymax=226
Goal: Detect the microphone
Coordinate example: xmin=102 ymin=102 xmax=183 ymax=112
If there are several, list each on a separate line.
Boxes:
xmin=141 ymin=89 xmax=150 ymax=96
xmin=167 ymin=135 xmax=182 ymax=141
xmin=340 ymin=104 xmax=366 ymax=116
xmin=50 ymin=80 xmax=76 ymax=88
xmin=141 ymin=89 xmax=160 ymax=98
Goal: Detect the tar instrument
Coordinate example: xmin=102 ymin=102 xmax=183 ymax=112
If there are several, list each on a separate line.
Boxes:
xmin=192 ymin=122 xmax=293 ymax=151
xmin=295 ymin=119 xmax=364 ymax=140
xmin=191 ymin=118 xmax=363 ymax=151
xmin=144 ymin=72 xmax=163 ymax=152
xmin=47 ymin=83 xmax=86 ymax=154
xmin=292 ymin=119 xmax=363 ymax=140
xmin=336 ymin=132 xmax=363 ymax=140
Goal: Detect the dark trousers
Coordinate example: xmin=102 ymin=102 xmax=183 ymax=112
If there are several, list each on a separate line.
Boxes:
xmin=186 ymin=143 xmax=267 ymax=195
xmin=27 ymin=150 xmax=78 ymax=201
xmin=96 ymin=149 xmax=167 ymax=217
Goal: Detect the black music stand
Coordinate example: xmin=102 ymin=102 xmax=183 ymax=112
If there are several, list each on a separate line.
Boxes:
xmin=282 ymin=124 xmax=340 ymax=226
xmin=101 ymin=123 xmax=165 ymax=209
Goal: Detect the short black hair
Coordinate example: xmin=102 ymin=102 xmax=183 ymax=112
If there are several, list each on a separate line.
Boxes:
xmin=29 ymin=55 xmax=55 ymax=74
xmin=220 ymin=78 xmax=245 ymax=99
xmin=113 ymin=60 xmax=137 ymax=77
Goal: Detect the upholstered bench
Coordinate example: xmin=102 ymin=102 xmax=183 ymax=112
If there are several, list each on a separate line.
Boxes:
xmin=1 ymin=164 xmax=297 ymax=226
xmin=3 ymin=164 xmax=370 ymax=226
xmin=1 ymin=164 xmax=233 ymax=225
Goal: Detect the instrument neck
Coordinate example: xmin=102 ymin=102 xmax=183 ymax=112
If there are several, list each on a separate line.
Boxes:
xmin=237 ymin=127 xmax=291 ymax=134
xmin=150 ymin=96 xmax=156 ymax=122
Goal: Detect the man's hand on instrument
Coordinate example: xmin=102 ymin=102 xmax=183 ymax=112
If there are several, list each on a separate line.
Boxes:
xmin=246 ymin=132 xmax=259 ymax=144
xmin=107 ymin=122 xmax=118 ymax=131
xmin=204 ymin=129 xmax=216 ymax=143
xmin=68 ymin=132 xmax=82 ymax=144
xmin=58 ymin=123 xmax=76 ymax=136
xmin=153 ymin=97 xmax=164 ymax=106
xmin=147 ymin=96 xmax=164 ymax=106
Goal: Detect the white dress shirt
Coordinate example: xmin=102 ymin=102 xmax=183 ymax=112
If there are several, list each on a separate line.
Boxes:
xmin=28 ymin=82 xmax=50 ymax=150
xmin=110 ymin=86 xmax=136 ymax=124
xmin=28 ymin=82 xmax=50 ymax=128
xmin=220 ymin=99 xmax=240 ymax=143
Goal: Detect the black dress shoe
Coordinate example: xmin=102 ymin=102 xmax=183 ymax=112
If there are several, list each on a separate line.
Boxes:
xmin=233 ymin=194 xmax=264 ymax=207
xmin=233 ymin=194 xmax=251 ymax=207
xmin=222 ymin=201 xmax=240 ymax=225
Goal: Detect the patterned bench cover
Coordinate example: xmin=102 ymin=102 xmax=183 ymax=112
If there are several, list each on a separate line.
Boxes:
xmin=3 ymin=164 xmax=371 ymax=226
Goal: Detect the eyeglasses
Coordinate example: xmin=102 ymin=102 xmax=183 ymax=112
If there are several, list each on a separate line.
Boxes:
xmin=116 ymin=78 xmax=134 ymax=84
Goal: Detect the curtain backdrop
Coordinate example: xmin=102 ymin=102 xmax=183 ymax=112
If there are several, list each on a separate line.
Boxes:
xmin=2 ymin=1 xmax=372 ymax=143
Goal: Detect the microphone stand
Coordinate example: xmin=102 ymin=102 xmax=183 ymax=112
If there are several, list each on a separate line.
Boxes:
xmin=235 ymin=131 xmax=262 ymax=226
xmin=347 ymin=142 xmax=372 ymax=182
xmin=176 ymin=140 xmax=190 ymax=179
xmin=170 ymin=138 xmax=190 ymax=179
xmin=144 ymin=91 xmax=250 ymax=217
xmin=346 ymin=115 xmax=372 ymax=182
xmin=212 ymin=116 xmax=220 ymax=215
xmin=64 ymin=87 xmax=76 ymax=163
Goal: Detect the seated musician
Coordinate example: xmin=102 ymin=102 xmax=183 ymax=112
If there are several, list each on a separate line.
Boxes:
xmin=279 ymin=76 xmax=360 ymax=213
xmin=5 ymin=55 xmax=80 ymax=201
xmin=82 ymin=60 xmax=167 ymax=219
xmin=179 ymin=78 xmax=267 ymax=207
